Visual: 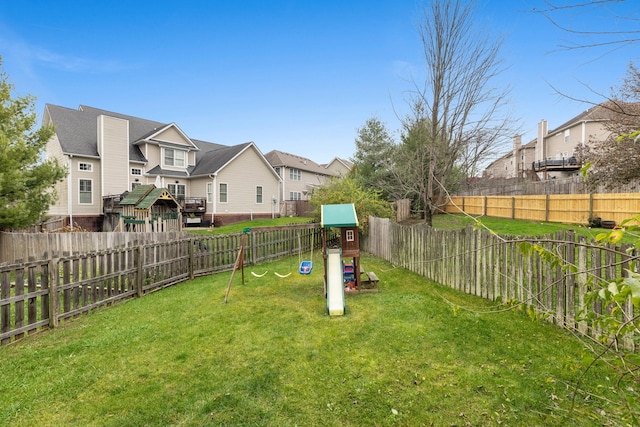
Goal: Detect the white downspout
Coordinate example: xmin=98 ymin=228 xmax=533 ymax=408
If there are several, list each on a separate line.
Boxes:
xmin=281 ymin=166 xmax=286 ymax=201
xmin=68 ymin=155 xmax=73 ymax=228
xmin=209 ymin=173 xmax=217 ymax=227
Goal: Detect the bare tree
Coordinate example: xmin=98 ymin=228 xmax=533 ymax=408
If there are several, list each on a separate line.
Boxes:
xmin=535 ymin=0 xmax=639 ymax=52
xmin=396 ymin=0 xmax=517 ymax=225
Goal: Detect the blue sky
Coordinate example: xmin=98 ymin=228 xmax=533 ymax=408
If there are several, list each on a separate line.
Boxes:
xmin=0 ymin=1 xmax=638 ymax=166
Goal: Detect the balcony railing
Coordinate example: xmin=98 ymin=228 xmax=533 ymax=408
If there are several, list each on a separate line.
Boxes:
xmin=176 ymin=196 xmax=207 ymax=213
xmin=532 ymin=157 xmax=580 ymax=172
xmin=103 ymin=194 xmax=207 ymax=214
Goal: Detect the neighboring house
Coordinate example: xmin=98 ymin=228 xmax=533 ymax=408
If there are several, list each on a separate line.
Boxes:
xmin=483 ymin=136 xmax=536 ymax=179
xmin=323 ymin=157 xmax=353 ymax=177
xmin=264 ymin=149 xmax=339 ymax=203
xmin=483 ymin=104 xmax=614 ymax=180
xmin=532 ymin=104 xmax=614 ymax=180
xmin=43 ymin=104 xmax=281 ymax=230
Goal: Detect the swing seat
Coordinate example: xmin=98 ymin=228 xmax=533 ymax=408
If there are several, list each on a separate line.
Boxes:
xmin=299 ymin=261 xmax=313 ymax=275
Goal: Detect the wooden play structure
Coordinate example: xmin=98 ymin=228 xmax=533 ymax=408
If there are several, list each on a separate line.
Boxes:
xmin=117 ymin=184 xmax=183 ymax=232
xmin=321 ymin=204 xmax=379 ymax=315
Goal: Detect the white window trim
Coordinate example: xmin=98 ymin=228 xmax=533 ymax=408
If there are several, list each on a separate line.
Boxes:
xmin=289 ymin=191 xmax=302 ymax=201
xmin=346 ymin=229 xmax=355 ymax=242
xmin=289 ymin=168 xmax=301 ymax=181
xmin=256 ymin=185 xmax=263 ymax=204
xmin=206 ymin=182 xmax=213 ymax=203
xmin=78 ymin=162 xmax=93 ymax=172
xmin=219 ymin=182 xmax=228 ymax=204
xmin=163 ymin=147 xmax=186 ymax=168
xmin=167 ymin=183 xmax=186 ymax=198
xmin=78 ymin=178 xmax=93 ymax=205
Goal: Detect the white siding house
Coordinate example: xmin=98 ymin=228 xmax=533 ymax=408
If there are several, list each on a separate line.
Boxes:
xmin=43 ymin=104 xmax=281 ymax=230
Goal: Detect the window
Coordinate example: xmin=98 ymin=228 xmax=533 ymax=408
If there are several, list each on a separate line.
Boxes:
xmin=164 ymin=148 xmax=186 ymax=167
xmin=219 ymin=183 xmax=228 ymax=203
xmin=346 ymin=229 xmax=355 ymax=242
xmin=79 ymin=179 xmax=92 ymax=204
xmin=256 ymin=186 xmax=263 ymax=204
xmin=78 ymin=162 xmax=92 ymax=172
xmin=564 ymin=129 xmax=570 ymax=143
xmin=131 ymin=168 xmax=142 ymax=175
xmin=289 ymin=191 xmax=301 ymax=201
xmin=206 ymin=182 xmax=213 ymax=203
xmin=274 ymin=167 xmax=281 ymax=177
xmin=132 ymin=182 xmax=141 ymax=190
xmin=167 ymin=183 xmax=186 ymax=198
xmin=289 ymin=168 xmax=301 ymax=181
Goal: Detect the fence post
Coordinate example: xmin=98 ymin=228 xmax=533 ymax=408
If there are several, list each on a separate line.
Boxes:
xmin=48 ymin=257 xmax=59 ymax=328
xmin=483 ymin=196 xmax=487 ymax=216
xmin=136 ymin=245 xmax=143 ymax=297
xmin=589 ymin=193 xmax=594 ymax=220
xmin=511 ymin=196 xmax=515 ymax=219
xmin=188 ymin=238 xmax=194 ymax=280
xmin=545 ymin=194 xmax=550 ymax=222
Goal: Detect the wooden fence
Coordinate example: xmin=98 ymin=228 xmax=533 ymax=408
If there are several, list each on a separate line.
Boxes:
xmin=445 ymin=193 xmax=640 ymax=226
xmin=0 ymin=231 xmax=189 ymax=265
xmin=362 ymin=217 xmax=638 ymax=351
xmin=0 ymin=224 xmax=321 ymax=346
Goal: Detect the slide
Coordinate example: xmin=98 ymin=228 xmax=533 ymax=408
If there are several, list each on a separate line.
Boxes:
xmin=326 ymin=248 xmax=345 ymax=316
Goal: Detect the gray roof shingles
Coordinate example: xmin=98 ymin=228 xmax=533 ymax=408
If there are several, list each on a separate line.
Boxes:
xmin=265 ymin=149 xmax=335 ymax=176
xmin=46 ymin=104 xmax=251 ymax=176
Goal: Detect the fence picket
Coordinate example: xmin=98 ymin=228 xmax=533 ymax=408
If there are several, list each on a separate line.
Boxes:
xmin=362 ymin=216 xmax=638 ymax=352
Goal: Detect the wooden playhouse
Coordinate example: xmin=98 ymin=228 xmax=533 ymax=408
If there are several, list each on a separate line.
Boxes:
xmin=320 ymin=203 xmax=379 ymax=295
xmin=117 ymin=184 xmax=183 ymax=232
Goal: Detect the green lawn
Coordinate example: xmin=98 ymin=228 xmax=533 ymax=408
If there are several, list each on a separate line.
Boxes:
xmin=0 ymin=252 xmax=631 ymax=426
xmin=187 ymin=216 xmax=314 ymax=235
xmin=432 ymin=213 xmax=638 ymax=243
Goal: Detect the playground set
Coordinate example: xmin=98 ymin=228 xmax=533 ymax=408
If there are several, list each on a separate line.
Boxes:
xmin=224 ymin=204 xmax=379 ymax=316
xmin=320 ymin=203 xmax=379 ymax=316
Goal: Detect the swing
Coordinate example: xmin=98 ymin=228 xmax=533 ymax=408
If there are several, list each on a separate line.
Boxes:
xmin=299 ymin=228 xmax=314 ymax=275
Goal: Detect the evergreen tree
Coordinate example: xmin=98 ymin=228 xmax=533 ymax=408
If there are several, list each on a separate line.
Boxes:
xmin=0 ymin=59 xmax=66 ymax=231
xmin=351 ymin=117 xmax=396 ymax=200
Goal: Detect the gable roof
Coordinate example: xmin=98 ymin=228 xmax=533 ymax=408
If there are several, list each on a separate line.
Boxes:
xmin=324 ymin=157 xmax=353 ymax=169
xmin=265 ymin=150 xmax=336 ymax=176
xmin=46 ymin=104 xmax=173 ymax=162
xmin=133 ymin=123 xmax=200 ymax=150
xmin=547 ymin=102 xmax=633 ymax=135
xmin=119 ymin=184 xmax=180 ymax=210
xmin=190 ymin=142 xmax=252 ymax=176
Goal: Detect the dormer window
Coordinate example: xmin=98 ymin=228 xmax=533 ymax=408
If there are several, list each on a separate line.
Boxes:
xmin=164 ymin=148 xmax=186 ymax=167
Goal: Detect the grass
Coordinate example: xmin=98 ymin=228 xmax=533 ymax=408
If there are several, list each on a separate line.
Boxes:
xmin=187 ymin=216 xmax=314 ymax=235
xmin=432 ymin=213 xmax=638 ymax=243
xmin=0 ymin=252 xmax=630 ymax=426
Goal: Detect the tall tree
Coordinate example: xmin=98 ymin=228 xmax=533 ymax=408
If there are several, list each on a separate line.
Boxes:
xmin=399 ymin=0 xmax=516 ymax=225
xmin=351 ymin=116 xmax=396 ymax=200
xmin=0 ymin=58 xmax=66 ymax=231
xmin=580 ymin=63 xmax=640 ymax=190
xmin=534 ymin=0 xmax=638 ymax=52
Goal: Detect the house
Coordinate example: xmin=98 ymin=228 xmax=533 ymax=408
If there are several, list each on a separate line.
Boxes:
xmin=43 ymin=104 xmax=281 ymax=231
xmin=483 ymin=104 xmax=615 ymax=180
xmin=264 ymin=150 xmax=340 ymax=216
xmin=532 ymin=104 xmax=614 ymax=180
xmin=483 ymin=136 xmax=536 ymax=179
xmin=323 ymin=157 xmax=353 ymax=177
